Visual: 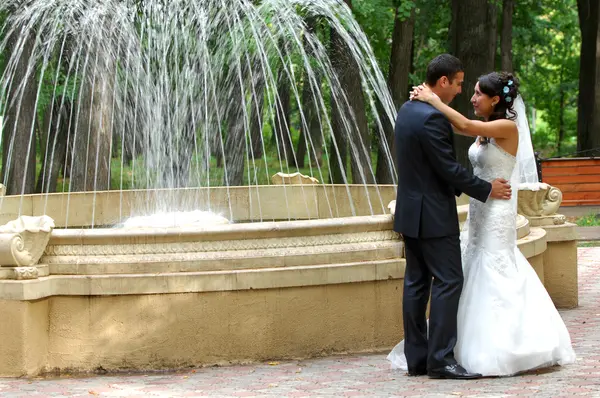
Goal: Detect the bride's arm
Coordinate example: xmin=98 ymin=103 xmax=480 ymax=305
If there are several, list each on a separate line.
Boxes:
xmin=451 ymin=125 xmax=471 ymax=137
xmin=412 ymin=84 xmax=517 ymax=139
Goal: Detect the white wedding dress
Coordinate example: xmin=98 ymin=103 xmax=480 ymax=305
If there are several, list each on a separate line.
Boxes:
xmin=388 ymin=138 xmax=576 ymax=376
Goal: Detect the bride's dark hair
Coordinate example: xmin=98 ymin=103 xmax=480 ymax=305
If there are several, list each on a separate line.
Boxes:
xmin=477 ymin=71 xmax=520 ymax=121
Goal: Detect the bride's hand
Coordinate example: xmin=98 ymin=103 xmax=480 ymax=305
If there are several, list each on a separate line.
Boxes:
xmin=410 ymin=83 xmax=439 ymax=104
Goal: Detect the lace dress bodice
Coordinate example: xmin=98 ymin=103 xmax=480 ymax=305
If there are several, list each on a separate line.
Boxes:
xmin=463 ymin=138 xmax=518 ymax=272
xmin=468 ymin=139 xmax=516 ymax=183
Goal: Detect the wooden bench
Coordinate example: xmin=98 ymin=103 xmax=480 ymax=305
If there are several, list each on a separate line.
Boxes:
xmin=541 ymin=157 xmax=600 ymax=206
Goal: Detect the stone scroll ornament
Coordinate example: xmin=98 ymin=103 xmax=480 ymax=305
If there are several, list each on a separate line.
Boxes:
xmin=518 ymin=183 xmax=564 ymax=222
xmin=0 ymin=215 xmax=55 ymax=279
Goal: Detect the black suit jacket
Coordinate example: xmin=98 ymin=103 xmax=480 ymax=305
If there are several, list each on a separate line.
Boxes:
xmin=393 ymin=101 xmax=492 ymax=239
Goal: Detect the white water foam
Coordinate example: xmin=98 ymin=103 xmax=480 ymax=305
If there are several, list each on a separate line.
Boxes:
xmin=122 ymin=210 xmax=229 ymax=228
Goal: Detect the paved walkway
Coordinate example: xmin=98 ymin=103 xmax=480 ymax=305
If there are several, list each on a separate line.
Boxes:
xmin=1 ymin=247 xmax=599 ymax=397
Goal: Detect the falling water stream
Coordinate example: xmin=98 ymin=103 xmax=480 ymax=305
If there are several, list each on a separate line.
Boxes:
xmin=0 ymin=0 xmax=397 ymax=228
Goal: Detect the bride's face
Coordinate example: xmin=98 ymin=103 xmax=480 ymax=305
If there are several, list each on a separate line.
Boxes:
xmin=471 ymin=82 xmax=499 ymax=119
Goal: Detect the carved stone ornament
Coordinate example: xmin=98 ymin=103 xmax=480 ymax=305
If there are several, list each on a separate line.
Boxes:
xmin=388 ymin=200 xmax=396 ymax=216
xmin=0 ymin=215 xmax=55 ymax=267
xmin=517 ymin=183 xmax=563 ymax=217
xmin=14 ymin=267 xmax=39 ymax=280
xmin=271 ymin=172 xmax=319 ymax=185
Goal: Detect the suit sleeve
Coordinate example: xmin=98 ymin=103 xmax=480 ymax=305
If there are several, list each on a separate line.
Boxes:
xmin=419 ymin=112 xmax=491 ymax=203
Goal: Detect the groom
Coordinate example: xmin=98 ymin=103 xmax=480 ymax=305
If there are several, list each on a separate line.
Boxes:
xmin=393 ymin=54 xmax=512 ymax=379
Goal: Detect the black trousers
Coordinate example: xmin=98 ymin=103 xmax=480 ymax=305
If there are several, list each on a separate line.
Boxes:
xmin=402 ymin=234 xmax=463 ymax=371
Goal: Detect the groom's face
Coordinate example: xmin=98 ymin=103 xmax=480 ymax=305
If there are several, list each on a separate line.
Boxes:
xmin=439 ymin=72 xmax=464 ymax=104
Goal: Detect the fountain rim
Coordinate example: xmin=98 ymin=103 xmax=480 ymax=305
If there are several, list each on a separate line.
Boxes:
xmin=48 ymin=213 xmax=395 ymax=243
xmin=0 ymin=183 xmax=399 ymax=230
xmin=9 ymin=183 xmax=398 ymax=197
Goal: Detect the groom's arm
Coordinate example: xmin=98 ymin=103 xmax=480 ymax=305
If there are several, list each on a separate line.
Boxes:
xmin=419 ymin=112 xmax=491 ymax=203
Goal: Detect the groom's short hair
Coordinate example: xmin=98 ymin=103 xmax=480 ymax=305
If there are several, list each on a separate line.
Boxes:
xmin=426 ymin=54 xmax=463 ymax=86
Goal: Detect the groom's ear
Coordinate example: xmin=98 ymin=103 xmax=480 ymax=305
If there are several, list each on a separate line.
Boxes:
xmin=438 ymin=76 xmax=449 ymax=88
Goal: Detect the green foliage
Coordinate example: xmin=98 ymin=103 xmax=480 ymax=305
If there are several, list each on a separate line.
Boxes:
xmin=351 ymin=0 xmax=580 ymax=158
xmin=513 ymin=0 xmax=580 ymax=158
xmin=351 ymin=0 xmax=397 ymax=70
xmin=397 ymin=1 xmax=417 ymax=20
xmin=577 ymin=213 xmax=600 ymax=227
xmin=0 ymin=0 xmax=586 ymax=192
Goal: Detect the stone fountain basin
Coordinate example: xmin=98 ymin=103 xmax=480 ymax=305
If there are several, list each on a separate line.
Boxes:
xmin=0 ymin=185 xmax=404 ymax=299
xmin=18 ymin=215 xmax=403 ymax=299
xmin=0 ymin=186 xmax=544 ymax=300
xmin=0 ymin=185 xmax=549 ymax=377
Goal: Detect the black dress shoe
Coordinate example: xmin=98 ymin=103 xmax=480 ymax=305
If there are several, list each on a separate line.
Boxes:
xmin=428 ymin=364 xmax=481 ymax=379
xmin=407 ymin=368 xmax=427 ymax=376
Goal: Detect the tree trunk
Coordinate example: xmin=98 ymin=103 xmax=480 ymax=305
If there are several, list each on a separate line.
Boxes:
xmin=297 ymin=16 xmax=321 ymax=169
xmin=500 ymin=0 xmax=514 ymax=72
xmin=2 ymin=26 xmax=38 ymax=195
xmin=274 ymin=63 xmax=295 ymax=167
xmin=223 ymin=72 xmax=246 ymax=187
xmin=451 ymin=0 xmax=497 ymax=167
xmin=375 ymin=4 xmax=415 ymax=184
xmin=449 ymin=0 xmax=459 ymax=52
xmin=296 ymin=124 xmax=307 ymax=169
xmin=558 ymin=87 xmax=566 ymax=153
xmin=36 ymin=101 xmax=70 ymax=193
xmin=329 ymin=0 xmax=373 ymax=184
xmin=576 ymin=0 xmax=600 ymax=152
xmin=249 ymin=62 xmax=265 ymax=161
xmin=487 ymin=1 xmax=499 ymax=68
xmin=328 ymin=27 xmax=347 ymax=184
xmin=71 ymin=45 xmax=114 ymax=192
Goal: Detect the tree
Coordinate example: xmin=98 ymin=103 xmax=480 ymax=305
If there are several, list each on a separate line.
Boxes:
xmin=296 ymin=16 xmax=323 ymax=169
xmin=249 ymin=60 xmax=266 ymax=161
xmin=329 ymin=0 xmax=374 ymax=184
xmin=328 ymin=25 xmax=349 ymax=184
xmin=410 ymin=0 xmax=451 ymax=84
xmin=1 ymin=23 xmax=37 ymax=195
xmin=70 ymin=44 xmax=114 ymax=192
xmin=375 ymin=1 xmax=415 ymax=184
xmin=576 ymin=0 xmax=600 ymax=152
xmin=36 ymin=100 xmax=70 ymax=193
xmin=273 ymin=52 xmax=295 ymax=168
xmin=500 ymin=0 xmax=514 ymax=72
xmin=450 ymin=0 xmax=498 ymax=167
xmin=223 ymin=69 xmax=247 ymax=187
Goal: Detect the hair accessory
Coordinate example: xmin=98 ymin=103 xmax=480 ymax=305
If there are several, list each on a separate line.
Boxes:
xmin=505 ymin=96 xmax=512 ymax=103
xmin=503 ymin=86 xmax=510 ymax=94
xmin=508 ymin=80 xmax=513 ymax=86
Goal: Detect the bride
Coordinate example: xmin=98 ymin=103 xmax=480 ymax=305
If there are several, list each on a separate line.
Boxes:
xmin=388 ymin=72 xmax=576 ymax=376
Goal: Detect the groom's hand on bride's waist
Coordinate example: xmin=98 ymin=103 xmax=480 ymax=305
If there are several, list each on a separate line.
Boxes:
xmin=489 ymin=178 xmax=512 ymax=200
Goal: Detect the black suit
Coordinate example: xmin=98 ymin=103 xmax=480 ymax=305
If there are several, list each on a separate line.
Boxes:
xmin=393 ymin=100 xmax=491 ymax=372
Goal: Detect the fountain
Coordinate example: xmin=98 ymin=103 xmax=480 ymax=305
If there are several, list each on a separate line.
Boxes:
xmin=0 ymin=0 xmax=577 ymax=377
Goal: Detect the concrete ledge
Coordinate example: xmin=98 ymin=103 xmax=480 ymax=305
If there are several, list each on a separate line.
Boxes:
xmin=539 ymin=222 xmax=578 ymax=242
xmin=576 ymin=226 xmax=600 ymax=241
xmin=517 ymin=215 xmax=530 ymax=239
xmin=47 ymin=241 xmax=402 ymax=274
xmin=47 ymin=214 xmax=396 ymax=244
xmin=0 ymin=185 xmax=398 ymax=227
xmin=0 ymin=259 xmax=406 ymax=301
xmin=517 ymin=227 xmax=547 ymax=258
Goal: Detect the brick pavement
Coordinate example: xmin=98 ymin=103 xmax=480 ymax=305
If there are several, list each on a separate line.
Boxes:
xmin=1 ymin=247 xmax=599 ymax=398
